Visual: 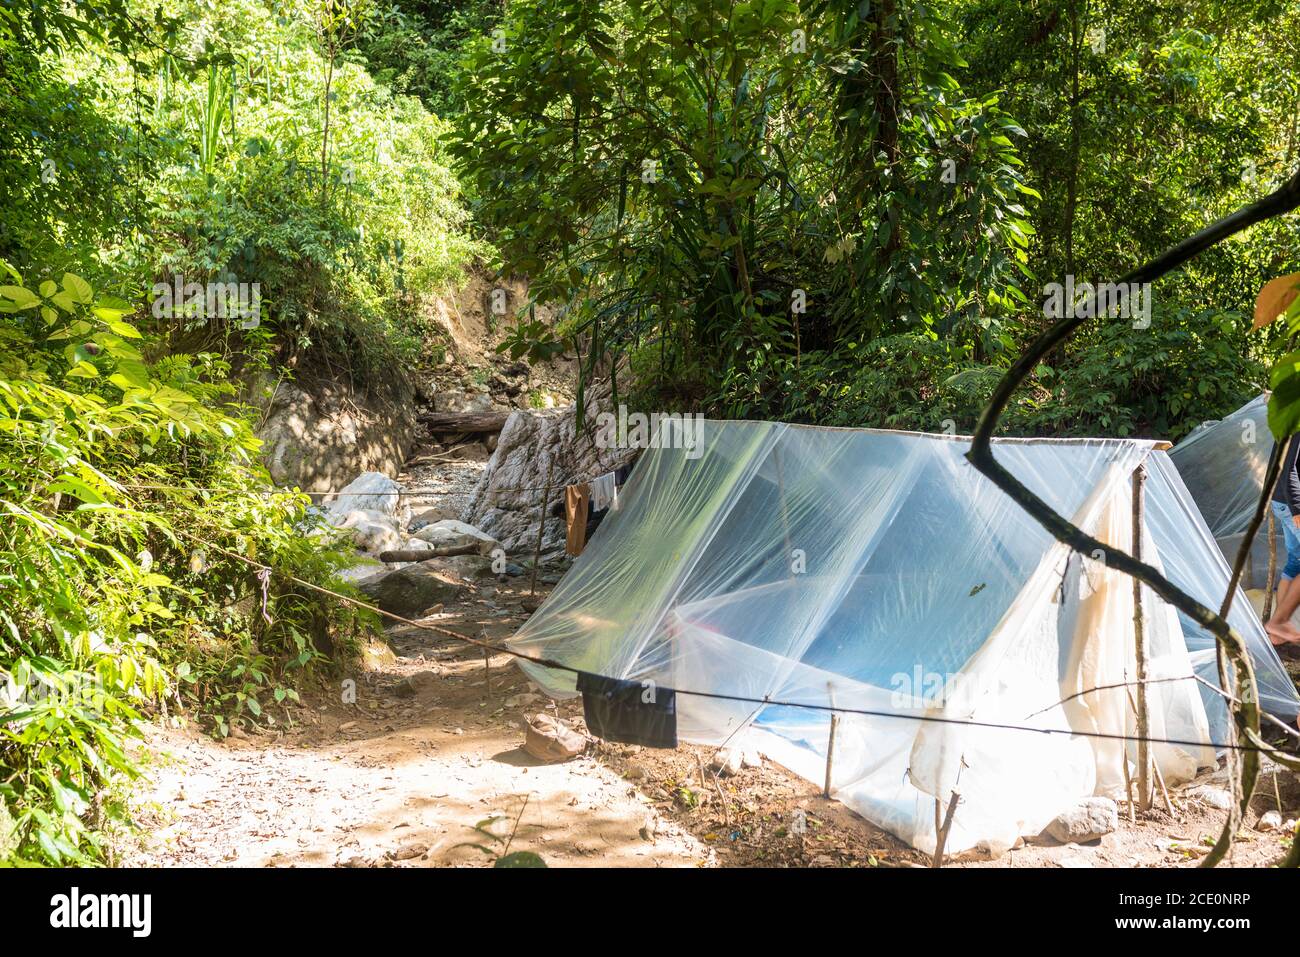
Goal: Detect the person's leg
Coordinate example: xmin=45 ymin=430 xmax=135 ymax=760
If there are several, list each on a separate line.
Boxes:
xmin=1266 ymin=505 xmax=1300 ymax=643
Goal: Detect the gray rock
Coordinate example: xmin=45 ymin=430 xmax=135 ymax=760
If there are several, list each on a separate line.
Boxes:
xmin=1044 ymin=797 xmax=1118 ymax=844
xmin=358 ymin=564 xmax=465 ymax=617
xmin=395 ymin=671 xmax=440 ymax=698
xmin=437 ymin=390 xmax=494 ymax=414
xmin=710 ymin=748 xmax=744 ymax=777
xmin=463 ymin=376 xmax=639 ymax=556
xmin=253 ymin=374 xmax=417 ymax=494
xmin=1188 ymin=786 xmax=1233 ymax=811
xmin=1256 ymin=809 xmax=1282 ymax=833
xmin=413 ymin=519 xmax=497 ymax=553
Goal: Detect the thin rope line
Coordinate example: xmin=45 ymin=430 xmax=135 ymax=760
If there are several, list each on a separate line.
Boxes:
xmin=169 ymin=526 xmax=1299 ymax=756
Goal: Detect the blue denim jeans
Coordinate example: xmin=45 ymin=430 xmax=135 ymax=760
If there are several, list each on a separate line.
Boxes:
xmin=1271 ymin=499 xmax=1300 ymax=580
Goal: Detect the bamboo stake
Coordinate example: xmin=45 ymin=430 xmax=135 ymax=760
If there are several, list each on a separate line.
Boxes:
xmin=1264 ymin=508 xmax=1278 ymax=621
xmin=1132 ymin=465 xmax=1152 ymax=812
xmin=932 ymin=790 xmax=961 ymax=868
xmin=823 ymin=683 xmax=838 ymax=798
xmin=1121 ymin=730 xmax=1136 ymax=824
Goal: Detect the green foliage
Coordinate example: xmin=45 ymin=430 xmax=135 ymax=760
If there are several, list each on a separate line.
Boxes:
xmin=453 ymin=0 xmax=1039 ymax=413
xmin=719 ymin=300 xmax=1265 ymax=441
xmin=3 ymin=0 xmax=487 ymax=377
xmin=353 ymin=0 xmax=502 ymax=117
xmin=0 ymin=263 xmax=372 ymax=865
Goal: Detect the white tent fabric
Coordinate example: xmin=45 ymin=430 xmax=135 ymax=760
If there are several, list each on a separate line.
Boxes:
xmin=1169 ymin=394 xmax=1282 ymax=588
xmin=510 ymin=421 xmax=1299 ymax=853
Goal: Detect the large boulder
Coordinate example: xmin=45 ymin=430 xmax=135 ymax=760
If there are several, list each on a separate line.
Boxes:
xmin=324 ymin=472 xmax=402 ymax=519
xmin=357 ymin=563 xmax=466 ymax=618
xmin=463 ymin=377 xmax=637 ymax=556
xmin=253 ymin=371 xmax=417 ymax=494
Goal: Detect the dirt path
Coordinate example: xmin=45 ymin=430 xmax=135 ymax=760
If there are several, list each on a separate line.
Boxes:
xmin=128 ymin=583 xmax=713 ymax=868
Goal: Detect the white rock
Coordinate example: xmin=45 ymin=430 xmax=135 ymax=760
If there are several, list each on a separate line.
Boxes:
xmin=413 ymin=519 xmax=498 ymax=553
xmin=325 ymin=472 xmax=402 ymax=519
xmin=1256 ymin=810 xmax=1283 ymax=833
xmin=1187 ymin=786 xmax=1233 ymax=811
xmin=335 ymin=509 xmax=404 ymax=554
xmin=710 ymin=748 xmax=744 ymax=777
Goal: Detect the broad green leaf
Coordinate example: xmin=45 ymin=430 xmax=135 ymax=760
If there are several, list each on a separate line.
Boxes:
xmin=61 ymin=273 xmax=93 ymax=304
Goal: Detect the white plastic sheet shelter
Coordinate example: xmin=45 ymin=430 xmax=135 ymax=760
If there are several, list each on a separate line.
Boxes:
xmin=510 ymin=421 xmax=1300 ymax=854
xmin=1169 ymin=394 xmax=1283 ymax=589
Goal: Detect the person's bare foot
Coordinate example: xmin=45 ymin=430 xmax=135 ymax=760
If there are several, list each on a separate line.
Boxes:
xmin=1265 ymin=619 xmax=1300 ymax=645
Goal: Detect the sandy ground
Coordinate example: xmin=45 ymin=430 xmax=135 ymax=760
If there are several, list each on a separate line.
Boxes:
xmin=128 ymin=574 xmax=713 ymax=868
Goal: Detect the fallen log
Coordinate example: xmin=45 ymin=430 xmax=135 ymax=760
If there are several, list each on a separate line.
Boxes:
xmin=378 ymin=542 xmax=483 ymax=563
xmin=416 ymin=410 xmax=510 ymax=433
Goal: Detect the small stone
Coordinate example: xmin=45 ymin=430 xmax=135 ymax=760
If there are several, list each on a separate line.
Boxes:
xmin=710 ymin=748 xmax=744 ymax=777
xmin=1044 ymin=797 xmax=1118 ymax=844
xmin=1188 ymin=786 xmax=1233 ymax=811
xmin=389 ymin=843 xmax=428 ymax=861
xmin=1256 ymin=810 xmax=1283 ymax=833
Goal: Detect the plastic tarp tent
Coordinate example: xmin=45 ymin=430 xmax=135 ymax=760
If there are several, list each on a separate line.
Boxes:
xmin=510 ymin=421 xmax=1300 ymax=853
xmin=1169 ymin=394 xmax=1283 ymax=590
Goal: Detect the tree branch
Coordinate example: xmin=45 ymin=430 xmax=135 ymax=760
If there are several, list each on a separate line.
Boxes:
xmin=966 ymin=165 xmax=1300 ymax=867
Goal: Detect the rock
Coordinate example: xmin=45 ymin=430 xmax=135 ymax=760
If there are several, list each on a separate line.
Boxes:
xmin=413 ymin=519 xmax=497 ymax=554
xmin=523 ymin=713 xmax=586 ymax=763
xmin=397 ymin=537 xmax=435 ymax=553
xmin=357 ymin=564 xmax=465 ymax=617
xmin=504 ymin=692 xmax=541 ymax=709
xmin=1044 ymin=797 xmax=1118 ymax=844
xmin=395 ymin=671 xmax=440 ymax=698
xmin=254 ymin=372 xmax=417 ymax=494
xmin=438 ymin=554 xmax=496 ymax=579
xmin=409 ymin=507 xmax=458 ymax=532
xmin=463 ymin=376 xmax=639 ymax=556
xmin=623 ymin=764 xmax=648 ymax=781
xmin=710 ymin=748 xmax=744 ymax=777
xmin=389 ymin=843 xmax=428 ymax=861
xmin=331 ymin=509 xmax=404 ymax=555
xmin=1187 ymin=786 xmax=1233 ymax=811
xmin=325 ymin=472 xmax=403 ymax=519
xmin=437 ymin=390 xmax=494 ymax=414
xmin=1256 ymin=810 xmax=1283 ymax=832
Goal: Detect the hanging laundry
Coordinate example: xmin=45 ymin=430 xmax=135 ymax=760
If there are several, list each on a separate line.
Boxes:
xmin=564 ymin=482 xmax=590 ymax=555
xmin=576 ymin=671 xmax=678 ymax=749
xmin=589 ymin=471 xmax=619 ymax=512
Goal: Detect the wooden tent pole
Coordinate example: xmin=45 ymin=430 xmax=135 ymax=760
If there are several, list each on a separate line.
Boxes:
xmin=823 ymin=682 xmax=838 ymax=798
xmin=1132 ymin=464 xmax=1152 ymax=812
xmin=1263 ymin=508 xmax=1278 ymax=621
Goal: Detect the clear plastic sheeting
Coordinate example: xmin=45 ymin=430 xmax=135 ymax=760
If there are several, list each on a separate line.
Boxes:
xmin=509 ymin=421 xmax=1300 ymax=853
xmin=1169 ymin=394 xmax=1283 ymax=588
